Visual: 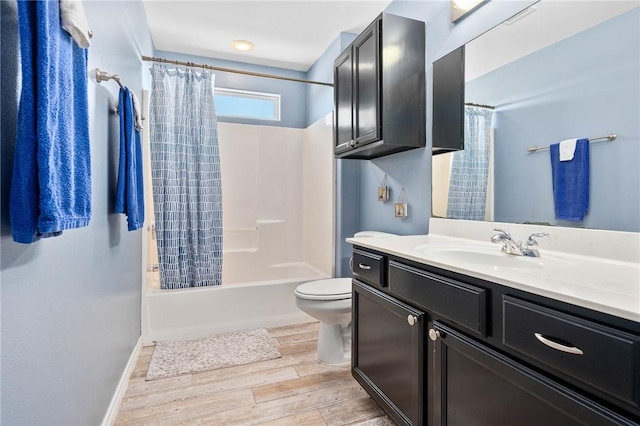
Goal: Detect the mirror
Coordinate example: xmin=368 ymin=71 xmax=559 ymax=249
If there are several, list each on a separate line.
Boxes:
xmin=432 ymin=1 xmax=640 ymax=232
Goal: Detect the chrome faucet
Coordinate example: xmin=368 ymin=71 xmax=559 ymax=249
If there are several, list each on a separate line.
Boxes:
xmin=491 ymin=228 xmax=548 ymax=257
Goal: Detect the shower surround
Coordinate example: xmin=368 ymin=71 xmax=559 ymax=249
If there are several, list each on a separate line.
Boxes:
xmin=142 ymin=115 xmax=335 ymax=344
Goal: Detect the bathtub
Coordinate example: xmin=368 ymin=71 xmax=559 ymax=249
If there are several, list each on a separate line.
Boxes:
xmin=141 ymin=261 xmax=328 ymax=345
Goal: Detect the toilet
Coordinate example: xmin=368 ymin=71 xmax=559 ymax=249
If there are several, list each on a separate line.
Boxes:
xmin=295 ymin=231 xmax=397 ymax=364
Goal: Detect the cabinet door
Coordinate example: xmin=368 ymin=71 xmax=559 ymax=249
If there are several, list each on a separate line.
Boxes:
xmin=352 ymin=280 xmax=424 ymax=426
xmin=334 ymin=48 xmax=354 ymax=154
xmin=432 ymin=46 xmax=464 ymax=155
xmin=353 ymin=19 xmax=381 ymax=147
xmin=431 ymin=322 xmax=634 ymax=426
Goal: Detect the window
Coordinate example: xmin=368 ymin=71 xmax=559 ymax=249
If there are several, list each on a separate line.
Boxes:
xmin=214 ymin=88 xmax=281 ymax=121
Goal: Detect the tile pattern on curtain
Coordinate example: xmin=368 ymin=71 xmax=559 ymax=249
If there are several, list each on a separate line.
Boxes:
xmin=446 ymin=106 xmax=494 ymax=220
xmin=149 ymin=64 xmax=223 ymax=289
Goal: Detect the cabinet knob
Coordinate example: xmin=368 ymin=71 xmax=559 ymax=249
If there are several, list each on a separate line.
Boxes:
xmin=428 ymin=328 xmax=441 ymax=341
xmin=407 ymin=315 xmax=418 ymax=326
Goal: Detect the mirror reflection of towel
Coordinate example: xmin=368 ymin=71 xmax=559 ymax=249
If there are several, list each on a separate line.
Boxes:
xmin=550 ymin=138 xmax=589 ymax=221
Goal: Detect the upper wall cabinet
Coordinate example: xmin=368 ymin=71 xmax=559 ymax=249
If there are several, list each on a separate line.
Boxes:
xmin=432 ymin=46 xmax=465 ymax=155
xmin=334 ymin=13 xmax=426 ymax=160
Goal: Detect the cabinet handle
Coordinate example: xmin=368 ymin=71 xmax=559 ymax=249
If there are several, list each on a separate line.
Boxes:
xmin=358 ymin=263 xmax=371 ymax=270
xmin=407 ymin=315 xmax=418 ymax=326
xmin=534 ymin=333 xmax=584 ymax=355
xmin=428 ymin=328 xmax=441 ymax=341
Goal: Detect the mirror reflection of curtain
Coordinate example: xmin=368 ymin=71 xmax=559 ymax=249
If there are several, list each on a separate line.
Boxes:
xmin=149 ymin=64 xmax=223 ymax=290
xmin=446 ymin=106 xmax=494 ymax=220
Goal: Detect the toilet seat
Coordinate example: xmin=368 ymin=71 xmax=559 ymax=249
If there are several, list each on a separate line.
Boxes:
xmin=294 ymin=278 xmax=352 ymax=301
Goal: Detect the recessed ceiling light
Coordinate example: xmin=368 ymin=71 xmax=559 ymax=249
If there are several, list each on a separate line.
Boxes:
xmin=231 ymin=40 xmax=254 ymax=52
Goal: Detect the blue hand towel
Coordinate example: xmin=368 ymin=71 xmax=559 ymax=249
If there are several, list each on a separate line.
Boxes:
xmin=550 ymin=138 xmax=589 ymax=221
xmin=10 ymin=0 xmax=91 ymax=243
xmin=115 ymin=88 xmax=144 ymax=231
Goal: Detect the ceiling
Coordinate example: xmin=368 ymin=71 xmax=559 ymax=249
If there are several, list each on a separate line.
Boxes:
xmin=465 ymin=1 xmax=639 ymax=81
xmin=142 ymin=0 xmax=393 ymax=72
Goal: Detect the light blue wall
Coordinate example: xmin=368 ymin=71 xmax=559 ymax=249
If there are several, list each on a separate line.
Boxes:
xmin=156 ymin=50 xmax=308 ymax=129
xmin=467 ymin=7 xmax=640 ymax=232
xmin=305 ymin=32 xmax=360 ymax=277
xmin=0 ymin=1 xmax=153 ymax=424
xmin=306 ymin=32 xmax=356 ymax=127
xmin=347 ymin=0 xmax=538 ymax=238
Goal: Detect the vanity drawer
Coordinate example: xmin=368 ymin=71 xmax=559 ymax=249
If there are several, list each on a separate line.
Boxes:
xmin=352 ymin=248 xmax=386 ymax=288
xmin=389 ymin=261 xmax=487 ymax=336
xmin=503 ymin=296 xmax=640 ymax=408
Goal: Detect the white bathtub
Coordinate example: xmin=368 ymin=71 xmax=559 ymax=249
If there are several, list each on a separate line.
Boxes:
xmin=141 ymin=261 xmax=328 ymax=345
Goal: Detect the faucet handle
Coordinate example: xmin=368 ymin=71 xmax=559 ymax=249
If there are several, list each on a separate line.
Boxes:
xmin=526 ymin=232 xmax=549 ymax=246
xmin=492 ymin=228 xmax=512 ymax=239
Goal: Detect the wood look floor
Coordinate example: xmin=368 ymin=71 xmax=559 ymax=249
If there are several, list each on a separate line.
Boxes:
xmin=115 ymin=322 xmax=394 ymax=425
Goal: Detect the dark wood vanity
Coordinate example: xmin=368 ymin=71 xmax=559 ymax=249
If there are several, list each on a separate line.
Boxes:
xmin=351 ymin=245 xmax=640 ymax=426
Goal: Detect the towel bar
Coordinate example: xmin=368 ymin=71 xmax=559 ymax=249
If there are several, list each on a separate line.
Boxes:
xmin=96 ymin=68 xmax=146 ymax=122
xmin=527 ymin=134 xmax=616 ymax=153
xmin=96 ymin=68 xmax=124 ymax=89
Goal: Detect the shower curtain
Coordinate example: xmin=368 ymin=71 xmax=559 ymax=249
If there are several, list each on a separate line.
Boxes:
xmin=446 ymin=106 xmax=494 ymax=220
xmin=149 ymin=64 xmax=223 ymax=289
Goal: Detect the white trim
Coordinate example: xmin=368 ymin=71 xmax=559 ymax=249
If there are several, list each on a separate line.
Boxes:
xmin=101 ymin=337 xmax=142 ymax=426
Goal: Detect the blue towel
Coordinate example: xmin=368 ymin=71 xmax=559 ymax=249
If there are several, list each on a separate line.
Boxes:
xmin=550 ymin=138 xmax=589 ymax=221
xmin=115 ymin=88 xmax=144 ymax=231
xmin=10 ymin=0 xmax=91 ymax=243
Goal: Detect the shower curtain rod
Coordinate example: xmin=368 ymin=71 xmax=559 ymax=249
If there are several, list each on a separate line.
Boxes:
xmin=465 ymin=102 xmax=495 ymax=110
xmin=141 ymin=55 xmax=334 ymax=87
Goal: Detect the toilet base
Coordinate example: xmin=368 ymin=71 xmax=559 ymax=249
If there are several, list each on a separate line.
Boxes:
xmin=317 ymin=322 xmax=351 ymax=364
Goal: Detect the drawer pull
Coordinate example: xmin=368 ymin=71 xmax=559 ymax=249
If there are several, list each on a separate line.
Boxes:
xmin=534 ymin=333 xmax=584 ymax=355
xmin=358 ymin=263 xmax=372 ymax=270
xmin=407 ymin=315 xmax=418 ymax=326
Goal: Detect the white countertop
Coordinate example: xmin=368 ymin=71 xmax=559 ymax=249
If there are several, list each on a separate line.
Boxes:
xmin=346 ymin=233 xmax=640 ymax=322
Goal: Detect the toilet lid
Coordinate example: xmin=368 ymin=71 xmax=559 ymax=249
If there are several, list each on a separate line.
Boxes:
xmin=295 ymin=278 xmax=352 ymax=301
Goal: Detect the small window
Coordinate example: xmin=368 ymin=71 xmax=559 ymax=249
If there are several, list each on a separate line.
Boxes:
xmin=214 ymin=88 xmax=281 ymax=121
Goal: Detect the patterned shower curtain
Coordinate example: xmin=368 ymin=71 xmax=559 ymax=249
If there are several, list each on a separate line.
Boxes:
xmin=446 ymin=106 xmax=494 ymax=220
xmin=149 ymin=64 xmax=223 ymax=289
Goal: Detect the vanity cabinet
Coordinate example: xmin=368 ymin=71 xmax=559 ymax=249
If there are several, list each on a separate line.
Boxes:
xmin=350 ymin=245 xmax=640 ymax=425
xmin=352 ymin=280 xmax=425 ymax=426
xmin=334 ymin=13 xmax=425 ymax=160
xmin=431 ymin=321 xmax=634 ymax=425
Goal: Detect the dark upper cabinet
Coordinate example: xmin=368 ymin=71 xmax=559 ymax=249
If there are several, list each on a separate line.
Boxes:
xmin=334 ymin=13 xmax=425 ymax=160
xmin=432 ymin=46 xmax=465 ymax=155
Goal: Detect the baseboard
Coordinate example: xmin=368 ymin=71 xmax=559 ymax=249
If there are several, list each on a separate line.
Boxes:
xmin=101 ymin=337 xmax=142 ymax=426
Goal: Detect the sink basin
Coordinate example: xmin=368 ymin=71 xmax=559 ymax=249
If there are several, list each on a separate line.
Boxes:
xmin=413 ymin=243 xmax=638 ymax=303
xmin=414 ymin=244 xmax=570 ymax=271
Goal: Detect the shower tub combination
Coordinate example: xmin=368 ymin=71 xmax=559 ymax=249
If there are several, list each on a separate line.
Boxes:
xmin=141 ymin=221 xmax=331 ymax=345
xmin=141 ymin=118 xmax=335 ymax=345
